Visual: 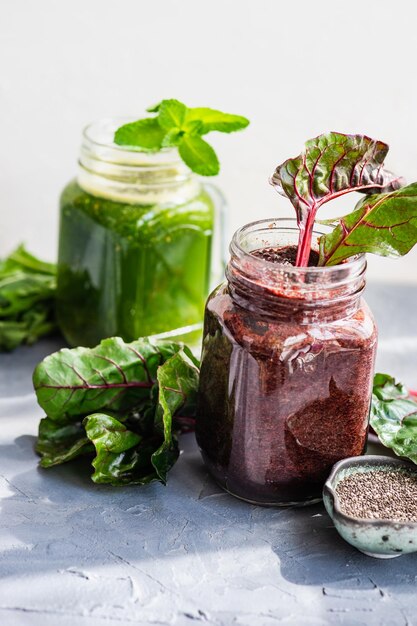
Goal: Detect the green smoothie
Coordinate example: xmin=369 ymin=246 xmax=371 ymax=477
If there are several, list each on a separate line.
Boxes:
xmin=57 ymin=180 xmax=215 ymax=347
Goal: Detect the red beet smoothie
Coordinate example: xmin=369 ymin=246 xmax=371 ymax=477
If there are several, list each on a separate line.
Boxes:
xmin=196 ymin=246 xmax=377 ymax=505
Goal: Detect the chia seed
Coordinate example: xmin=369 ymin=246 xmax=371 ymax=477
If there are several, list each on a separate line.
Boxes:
xmin=336 ymin=468 xmax=417 ymax=522
xmin=252 ymin=246 xmax=319 ymax=266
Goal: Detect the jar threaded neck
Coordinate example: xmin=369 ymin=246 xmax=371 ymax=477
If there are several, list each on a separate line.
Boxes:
xmin=227 ymin=218 xmax=366 ymax=323
xmin=77 ymin=118 xmax=199 ymax=205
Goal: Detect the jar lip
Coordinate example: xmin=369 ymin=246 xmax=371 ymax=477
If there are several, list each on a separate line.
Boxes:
xmin=78 ymin=118 xmax=199 ymax=205
xmin=82 ymin=117 xmax=182 ymax=165
xmin=230 ymin=217 xmax=365 ymax=274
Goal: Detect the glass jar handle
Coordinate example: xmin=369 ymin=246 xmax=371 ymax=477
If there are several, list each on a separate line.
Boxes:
xmin=202 ymin=182 xmax=228 ymax=289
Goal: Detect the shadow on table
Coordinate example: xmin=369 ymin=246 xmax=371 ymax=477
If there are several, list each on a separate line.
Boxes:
xmin=1 ymin=433 xmax=416 ymax=597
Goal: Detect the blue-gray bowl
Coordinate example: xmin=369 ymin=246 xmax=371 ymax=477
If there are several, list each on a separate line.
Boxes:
xmin=323 ymin=455 xmax=417 ymax=559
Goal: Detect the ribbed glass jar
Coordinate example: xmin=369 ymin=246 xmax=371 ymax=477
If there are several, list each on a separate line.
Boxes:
xmin=57 ymin=119 xmax=224 ymax=348
xmin=196 ymin=218 xmax=378 ymax=506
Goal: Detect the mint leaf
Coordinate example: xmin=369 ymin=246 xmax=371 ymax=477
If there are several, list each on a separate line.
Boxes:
xmin=114 ymin=99 xmax=249 ymax=176
xmin=113 ymin=118 xmax=165 ymax=151
xmin=182 ymin=119 xmax=203 ymax=136
xmin=178 ymin=135 xmax=220 ymax=176
xmin=158 ymin=99 xmax=187 ymax=132
xmin=161 ymin=121 xmax=202 ymax=148
xmin=318 ymin=182 xmax=417 ymax=265
xmin=161 ymin=128 xmax=184 ymax=148
xmin=146 ymin=102 xmax=162 ymax=113
xmin=186 ymin=107 xmax=249 ymax=134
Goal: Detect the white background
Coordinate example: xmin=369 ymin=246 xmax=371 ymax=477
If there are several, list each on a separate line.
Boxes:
xmin=1 ymin=0 xmax=416 ymax=282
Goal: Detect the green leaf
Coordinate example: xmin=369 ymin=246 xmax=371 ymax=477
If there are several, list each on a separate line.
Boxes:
xmin=33 ymin=337 xmax=181 ymax=421
xmin=318 ymin=182 xmax=417 ymax=265
xmin=36 ymin=416 xmax=93 ymax=467
xmin=370 ymin=373 xmax=417 ymax=464
xmin=2 ymin=244 xmax=56 ymax=276
xmin=83 ymin=351 xmax=199 ymax=485
xmin=0 ymin=271 xmax=56 ymax=317
xmin=186 ymin=107 xmax=249 ymax=134
xmin=0 ymin=306 xmax=56 ymax=352
xmin=182 ymin=344 xmax=200 ymax=369
xmin=373 ymin=373 xmax=409 ymax=401
xmin=113 ymin=99 xmax=250 ymax=176
xmin=182 ymin=119 xmax=203 ymax=136
xmin=161 ymin=128 xmax=184 ymax=148
xmin=0 ymin=245 xmax=57 ymax=351
xmin=84 ymin=413 xmax=158 ymax=485
xmin=146 ymin=102 xmax=162 ymax=113
xmin=0 ymin=320 xmax=28 ymax=351
xmin=178 ymin=135 xmax=220 ymax=176
xmin=151 ymin=351 xmax=199 ymax=482
xmin=34 ymin=341 xmax=199 ymax=486
xmin=270 ymin=132 xmax=404 ymax=266
xmin=22 ymin=305 xmax=56 ymax=345
xmin=84 ymin=413 xmax=142 ymax=453
xmin=113 ymin=118 xmax=166 ymax=151
xmin=160 ymin=121 xmax=202 ymax=147
xmin=158 ymin=99 xmax=187 ymax=132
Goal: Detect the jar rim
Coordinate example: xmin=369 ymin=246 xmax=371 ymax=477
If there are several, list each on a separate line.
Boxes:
xmin=230 ymin=217 xmax=365 ymax=274
xmin=78 ymin=118 xmax=198 ymax=205
xmin=227 ymin=217 xmax=367 ymax=313
xmin=82 ymin=117 xmax=182 ymax=165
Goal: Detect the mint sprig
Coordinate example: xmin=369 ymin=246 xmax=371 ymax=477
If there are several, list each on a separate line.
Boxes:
xmin=114 ymin=99 xmax=249 ymax=176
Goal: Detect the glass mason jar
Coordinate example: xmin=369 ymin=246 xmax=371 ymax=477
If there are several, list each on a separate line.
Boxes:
xmin=56 ymin=119 xmax=224 ymax=348
xmin=196 ymin=218 xmax=378 ymax=506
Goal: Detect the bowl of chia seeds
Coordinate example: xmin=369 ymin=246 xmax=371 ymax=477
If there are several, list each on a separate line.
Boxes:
xmin=323 ymin=455 xmax=417 ymax=558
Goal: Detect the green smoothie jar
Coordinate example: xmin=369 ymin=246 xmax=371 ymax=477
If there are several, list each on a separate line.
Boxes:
xmin=57 ymin=119 xmax=224 ymax=347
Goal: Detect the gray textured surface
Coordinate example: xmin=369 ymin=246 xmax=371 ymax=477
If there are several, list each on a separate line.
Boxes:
xmin=0 ymin=282 xmax=416 ymax=626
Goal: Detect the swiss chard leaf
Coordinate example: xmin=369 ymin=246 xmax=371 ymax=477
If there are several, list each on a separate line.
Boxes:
xmin=0 ymin=244 xmax=57 ymax=351
xmin=0 ymin=320 xmax=29 ymax=351
xmin=84 ymin=413 xmax=158 ymax=485
xmin=86 ymin=417 xmax=162 ymax=485
xmin=318 ymin=182 xmax=417 ymax=265
xmin=370 ymin=373 xmax=417 ymax=464
xmin=36 ymin=417 xmax=93 ymax=467
xmin=33 ymin=337 xmax=181 ymax=421
xmin=0 ymin=272 xmax=56 ymax=317
xmin=373 ymin=372 xmax=410 ymax=401
xmin=0 ymin=244 xmax=56 ymax=276
xmin=34 ymin=340 xmax=199 ymax=486
xmin=0 ymin=302 xmax=56 ymax=351
xmin=152 ymin=352 xmax=199 ymax=482
xmin=84 ymin=412 xmax=142 ymax=453
xmin=270 ymin=132 xmax=404 ymax=266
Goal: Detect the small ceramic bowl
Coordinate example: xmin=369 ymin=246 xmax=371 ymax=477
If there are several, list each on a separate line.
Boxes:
xmin=323 ymin=455 xmax=417 ymax=559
